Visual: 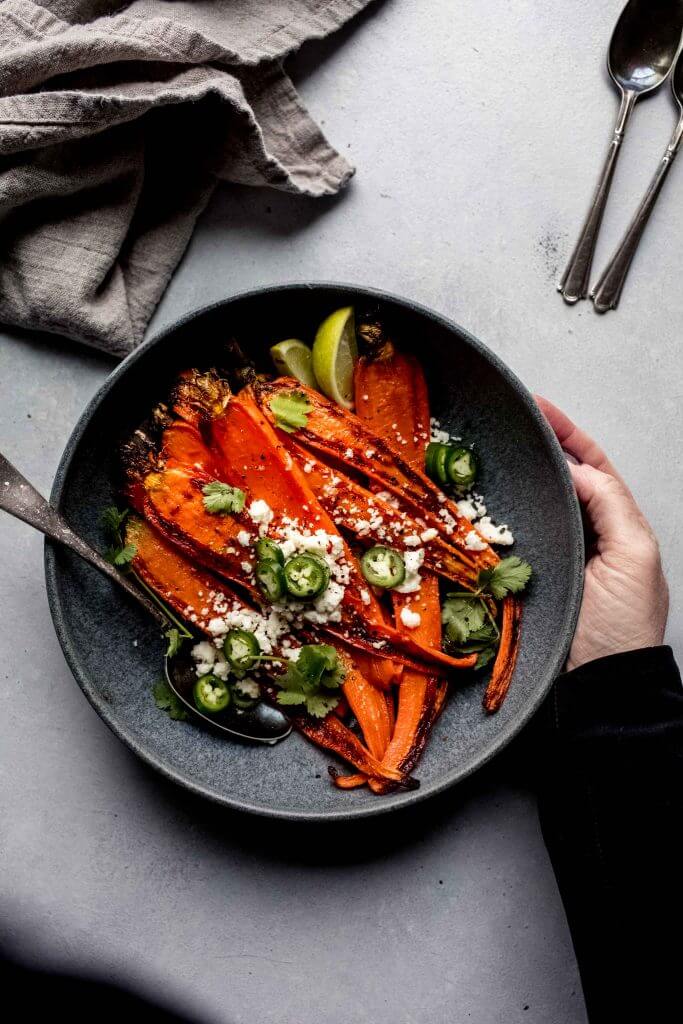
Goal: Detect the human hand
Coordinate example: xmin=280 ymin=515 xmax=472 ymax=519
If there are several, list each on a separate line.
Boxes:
xmin=536 ymin=397 xmax=668 ymax=672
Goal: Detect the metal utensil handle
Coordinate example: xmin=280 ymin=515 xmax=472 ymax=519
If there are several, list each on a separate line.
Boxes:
xmin=558 ymin=89 xmax=637 ymax=303
xmin=0 ymin=451 xmax=167 ymax=628
xmin=591 ymin=119 xmax=683 ymax=313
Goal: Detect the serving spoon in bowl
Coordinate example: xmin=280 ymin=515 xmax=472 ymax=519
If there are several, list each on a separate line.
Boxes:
xmin=0 ymin=450 xmax=292 ymax=745
xmin=558 ymin=0 xmax=683 ymax=304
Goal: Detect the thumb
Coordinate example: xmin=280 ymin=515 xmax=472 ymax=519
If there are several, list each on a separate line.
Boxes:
xmin=568 ymin=462 xmax=651 ymax=551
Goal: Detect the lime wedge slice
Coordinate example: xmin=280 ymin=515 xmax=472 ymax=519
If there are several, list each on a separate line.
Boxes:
xmin=312 ymin=306 xmax=358 ymax=409
xmin=270 ymin=339 xmax=317 ymax=388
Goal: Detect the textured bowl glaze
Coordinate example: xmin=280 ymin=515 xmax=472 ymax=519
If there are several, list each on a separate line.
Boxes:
xmin=45 ymin=284 xmax=583 ymax=821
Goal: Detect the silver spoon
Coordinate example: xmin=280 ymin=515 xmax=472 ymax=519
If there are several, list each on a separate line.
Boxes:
xmin=558 ymin=0 xmax=683 ymax=304
xmin=591 ymin=47 xmax=683 ymax=312
xmin=0 ymin=450 xmax=291 ymax=745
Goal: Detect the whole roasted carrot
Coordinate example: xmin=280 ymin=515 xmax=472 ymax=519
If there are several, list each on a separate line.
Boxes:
xmin=483 ymin=596 xmax=522 ymax=713
xmin=354 ymin=338 xmax=448 ymax=793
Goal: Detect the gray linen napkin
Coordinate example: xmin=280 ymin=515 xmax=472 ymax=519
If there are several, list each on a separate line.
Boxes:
xmin=0 ymin=0 xmax=372 ymax=356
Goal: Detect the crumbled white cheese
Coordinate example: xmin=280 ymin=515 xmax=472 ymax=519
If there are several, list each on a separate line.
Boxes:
xmin=240 ymin=560 xmax=253 ymax=574
xmin=395 ymin=547 xmax=425 ymax=594
xmin=375 ymin=490 xmax=400 ymax=510
xmin=237 ymin=530 xmax=251 ymax=547
xmin=403 ymin=534 xmax=422 ymax=547
xmin=191 ymin=640 xmax=218 ymax=676
xmin=420 ymin=528 xmax=438 ymax=543
xmin=464 ymin=531 xmax=487 ymax=551
xmin=456 ymin=493 xmax=487 ymax=522
xmin=400 ymin=606 xmax=422 ymax=630
xmin=248 ymin=499 xmax=273 ymax=534
xmin=212 ymin=657 xmax=230 ymax=680
xmin=344 ymin=448 xmax=353 ymax=458
xmin=310 ymin=580 xmax=345 ymax=617
xmin=207 ymin=617 xmax=228 ymax=637
xmin=477 ymin=516 xmax=514 ymax=546
xmin=360 ymin=588 xmax=371 ymax=606
xmin=438 ymin=508 xmax=457 ymax=534
xmin=234 ymin=678 xmax=260 ymax=698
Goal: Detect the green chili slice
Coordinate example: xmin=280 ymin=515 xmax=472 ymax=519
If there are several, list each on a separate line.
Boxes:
xmin=425 ymin=442 xmax=450 ymax=485
xmin=447 ymin=447 xmax=477 ymax=488
xmin=360 ymin=545 xmax=406 ymax=589
xmin=255 ymin=537 xmax=285 ymax=565
xmin=193 ymin=674 xmax=231 ymax=714
xmin=223 ymin=629 xmax=260 ymax=672
xmin=283 ymin=554 xmax=330 ymax=600
xmin=255 ymin=559 xmax=286 ymax=602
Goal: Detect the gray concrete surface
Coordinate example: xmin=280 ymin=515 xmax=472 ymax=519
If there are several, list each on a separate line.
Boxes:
xmin=2 ymin=1 xmax=682 ymax=1021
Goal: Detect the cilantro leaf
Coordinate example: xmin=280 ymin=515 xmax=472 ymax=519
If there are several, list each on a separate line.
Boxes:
xmin=152 ymin=679 xmax=188 ymax=721
xmin=101 ymin=505 xmax=129 ymax=539
xmin=112 ymin=543 xmax=136 ymax=566
xmin=101 ymin=506 xmax=136 ymax=567
xmin=441 ymin=596 xmax=486 ymax=645
xmin=475 ymin=646 xmax=497 ymax=670
xmin=477 ymin=557 xmax=532 ymax=599
xmin=269 ymin=392 xmax=311 ymax=433
xmin=306 ymin=693 xmax=341 ymax=719
xmin=165 ymin=627 xmax=184 ymax=658
xmin=202 ymin=481 xmax=246 ymax=515
xmin=276 ymin=690 xmax=308 ymax=706
xmin=274 ymin=645 xmax=344 ymax=718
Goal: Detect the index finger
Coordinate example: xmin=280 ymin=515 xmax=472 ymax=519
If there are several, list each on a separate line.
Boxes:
xmin=534 ymin=395 xmax=627 ymax=487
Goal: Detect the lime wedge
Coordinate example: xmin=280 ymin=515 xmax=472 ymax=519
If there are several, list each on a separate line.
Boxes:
xmin=270 ymin=339 xmax=317 ymax=388
xmin=312 ymin=306 xmax=358 ymax=409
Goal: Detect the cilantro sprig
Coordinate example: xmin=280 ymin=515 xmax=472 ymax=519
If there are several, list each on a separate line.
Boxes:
xmin=275 ymin=644 xmax=345 ymax=718
xmin=477 ymin=557 xmax=533 ymax=600
xmin=101 ymin=505 xmax=137 ymax=566
xmin=202 ymin=481 xmax=245 ymax=515
xmin=269 ymin=391 xmax=312 ymax=433
xmin=152 ymin=679 xmax=188 ymax=721
xmin=442 ymin=556 xmax=532 ymax=668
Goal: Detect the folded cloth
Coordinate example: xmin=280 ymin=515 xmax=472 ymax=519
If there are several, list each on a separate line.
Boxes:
xmin=0 ymin=0 xmax=372 ymax=356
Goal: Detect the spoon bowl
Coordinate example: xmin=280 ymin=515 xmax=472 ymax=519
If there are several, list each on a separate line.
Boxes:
xmin=166 ymin=647 xmax=292 ymax=744
xmin=609 ymin=0 xmax=683 ymax=93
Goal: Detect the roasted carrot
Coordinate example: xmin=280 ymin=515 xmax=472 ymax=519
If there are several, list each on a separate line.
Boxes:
xmin=355 ymin=338 xmax=448 ymax=794
xmin=293 ymin=714 xmax=409 ymax=785
xmin=256 ymin=377 xmax=498 ymax=569
xmin=483 ymin=596 xmax=522 ymax=714
xmin=125 ymin=513 xmax=245 ymax=625
xmin=342 ymin=663 xmax=393 ymax=760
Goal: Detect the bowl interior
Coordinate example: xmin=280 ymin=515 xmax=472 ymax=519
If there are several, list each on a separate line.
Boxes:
xmin=46 ymin=285 xmax=583 ymax=820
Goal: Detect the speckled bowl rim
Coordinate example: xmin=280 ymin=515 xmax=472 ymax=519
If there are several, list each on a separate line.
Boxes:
xmin=45 ymin=283 xmax=584 ymax=822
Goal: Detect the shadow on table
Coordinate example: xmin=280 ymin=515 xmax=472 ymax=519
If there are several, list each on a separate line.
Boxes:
xmin=145 ymin=721 xmax=539 ymax=869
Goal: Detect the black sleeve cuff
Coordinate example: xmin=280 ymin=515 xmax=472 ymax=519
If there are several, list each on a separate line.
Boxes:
xmin=549 ymin=645 xmax=682 ymax=737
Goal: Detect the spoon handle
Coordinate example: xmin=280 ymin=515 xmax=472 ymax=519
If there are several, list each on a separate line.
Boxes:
xmin=0 ymin=451 xmax=167 ymax=628
xmin=591 ymin=117 xmax=683 ymax=313
xmin=558 ymin=89 xmax=637 ymax=303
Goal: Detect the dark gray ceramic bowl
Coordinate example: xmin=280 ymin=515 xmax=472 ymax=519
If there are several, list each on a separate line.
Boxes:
xmin=45 ymin=284 xmax=583 ymax=821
